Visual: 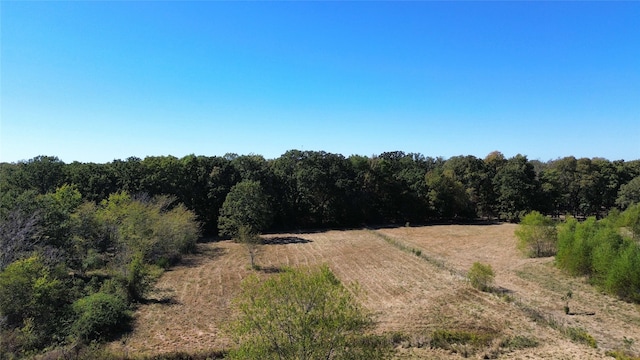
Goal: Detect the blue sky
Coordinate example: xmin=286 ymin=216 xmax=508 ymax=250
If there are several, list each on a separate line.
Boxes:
xmin=1 ymin=1 xmax=639 ymax=163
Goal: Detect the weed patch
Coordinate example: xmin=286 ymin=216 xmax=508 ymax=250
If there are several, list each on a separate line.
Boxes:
xmin=370 ymin=230 xmax=461 ymax=276
xmin=430 ymin=328 xmax=497 ymax=356
xmin=605 ymin=350 xmax=640 ymax=360
xmin=564 ymin=327 xmax=597 ymax=348
xmin=500 ymin=335 xmax=539 ymax=350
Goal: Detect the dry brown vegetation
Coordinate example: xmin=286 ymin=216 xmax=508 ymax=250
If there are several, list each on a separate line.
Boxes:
xmin=109 ymin=224 xmax=640 ymax=359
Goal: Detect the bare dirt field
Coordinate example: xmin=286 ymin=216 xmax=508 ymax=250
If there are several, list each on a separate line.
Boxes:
xmin=109 ymin=224 xmax=640 ymax=359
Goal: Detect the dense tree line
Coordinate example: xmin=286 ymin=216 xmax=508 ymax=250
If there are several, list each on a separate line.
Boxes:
xmin=2 ymin=152 xmax=639 ymax=235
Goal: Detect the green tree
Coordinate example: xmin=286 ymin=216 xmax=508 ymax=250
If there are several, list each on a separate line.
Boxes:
xmin=237 ymin=225 xmax=262 ymax=269
xmin=617 ymin=176 xmax=640 ymax=210
xmin=228 ymin=265 xmax=388 ymax=359
xmin=443 ymin=155 xmax=488 ymax=217
xmin=218 ymin=180 xmax=272 ymax=237
xmin=493 ymin=155 xmax=540 ymax=222
xmin=425 ymin=168 xmax=473 ymax=219
xmin=515 ymin=211 xmax=557 ymax=257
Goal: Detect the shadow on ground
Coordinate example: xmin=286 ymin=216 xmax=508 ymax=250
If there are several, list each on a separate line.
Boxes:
xmin=262 ymin=236 xmax=312 ymax=245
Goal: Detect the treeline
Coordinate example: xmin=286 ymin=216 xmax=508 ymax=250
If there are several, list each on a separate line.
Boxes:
xmin=2 ymin=151 xmax=640 ymax=234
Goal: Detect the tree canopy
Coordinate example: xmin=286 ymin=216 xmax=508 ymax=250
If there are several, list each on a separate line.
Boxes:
xmin=218 ymin=180 xmax=272 ymax=237
xmin=2 ymin=151 xmax=639 ymax=235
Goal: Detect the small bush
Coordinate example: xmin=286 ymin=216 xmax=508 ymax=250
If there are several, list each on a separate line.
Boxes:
xmin=515 ymin=211 xmax=557 ymax=257
xmin=71 ymin=292 xmax=131 ymax=342
xmin=564 ymin=327 xmax=597 ymax=348
xmin=605 ymin=350 xmax=640 ymax=360
xmin=468 ymin=262 xmax=495 ymax=291
xmin=125 ymin=254 xmax=162 ymax=302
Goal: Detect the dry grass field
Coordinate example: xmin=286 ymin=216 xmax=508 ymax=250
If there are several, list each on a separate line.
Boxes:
xmin=108 ymin=224 xmax=640 ymax=359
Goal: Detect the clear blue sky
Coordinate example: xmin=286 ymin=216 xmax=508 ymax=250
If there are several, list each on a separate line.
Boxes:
xmin=2 ymin=1 xmax=639 ymax=163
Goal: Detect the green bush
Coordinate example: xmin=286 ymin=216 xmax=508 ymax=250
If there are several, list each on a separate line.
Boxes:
xmin=0 ymin=256 xmax=68 ymax=348
xmin=556 ymin=207 xmax=640 ymax=303
xmin=557 ymin=217 xmax=610 ymax=277
xmin=468 ymin=262 xmax=495 ymax=292
xmin=228 ymin=265 xmax=389 ymax=359
xmin=564 ymin=327 xmax=597 ymax=348
xmin=515 ymin=211 xmax=557 ymax=257
xmin=71 ymin=292 xmax=131 ymax=342
xmin=125 ymin=253 xmax=161 ymax=302
xmin=604 ymin=241 xmax=640 ymax=302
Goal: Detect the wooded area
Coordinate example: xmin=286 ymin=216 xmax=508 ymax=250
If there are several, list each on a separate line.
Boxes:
xmin=2 ymin=151 xmax=639 ymax=235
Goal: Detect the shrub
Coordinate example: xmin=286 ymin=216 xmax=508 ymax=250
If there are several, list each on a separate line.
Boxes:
xmin=556 ymin=207 xmax=640 ymax=303
xmin=228 ymin=265 xmax=389 ymax=359
xmin=604 ymin=241 xmax=640 ymax=302
xmin=71 ymin=292 xmax=131 ymax=342
xmin=556 ymin=217 xmax=601 ymax=276
xmin=605 ymin=350 xmax=640 ymax=360
xmin=564 ymin=326 xmax=597 ymax=348
xmin=468 ymin=262 xmax=495 ymax=292
xmin=0 ymin=256 xmax=68 ymax=347
xmin=125 ymin=253 xmax=161 ymax=302
xmin=515 ymin=211 xmax=557 ymax=257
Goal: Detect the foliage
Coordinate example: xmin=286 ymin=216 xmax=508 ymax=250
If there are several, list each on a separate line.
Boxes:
xmin=228 ymin=265 xmax=388 ymax=359
xmin=606 ymin=350 xmax=640 ymax=360
xmin=617 ymin=175 xmax=640 ymax=209
xmin=71 ymin=292 xmax=131 ymax=342
xmin=425 ymin=168 xmax=473 ymax=219
xmin=468 ymin=262 xmax=495 ymax=291
xmin=492 ymin=154 xmax=540 ymax=222
xmin=564 ymin=327 xmax=597 ymax=348
xmin=556 ymin=206 xmax=640 ymax=303
xmin=2 ymin=153 xmax=639 ymax=232
xmin=515 ymin=211 xmax=557 ymax=257
xmin=0 ymin=186 xmax=200 ymax=355
xmin=618 ymin=203 xmax=640 ymax=240
xmin=0 ymin=207 xmax=41 ymax=271
xmin=124 ymin=253 xmax=162 ymax=302
xmin=97 ymin=193 xmax=200 ymax=266
xmin=236 ymin=225 xmax=262 ymax=269
xmin=0 ymin=256 xmax=69 ymax=348
xmin=218 ymin=180 xmax=272 ymax=237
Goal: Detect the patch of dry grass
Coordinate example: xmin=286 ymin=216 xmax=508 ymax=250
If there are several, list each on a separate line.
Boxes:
xmin=109 ymin=224 xmax=640 ymax=359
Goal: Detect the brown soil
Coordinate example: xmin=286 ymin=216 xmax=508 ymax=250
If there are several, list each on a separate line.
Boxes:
xmin=109 ymin=224 xmax=640 ymax=359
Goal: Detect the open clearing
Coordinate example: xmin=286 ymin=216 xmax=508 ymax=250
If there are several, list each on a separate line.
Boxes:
xmin=109 ymin=224 xmax=640 ymax=359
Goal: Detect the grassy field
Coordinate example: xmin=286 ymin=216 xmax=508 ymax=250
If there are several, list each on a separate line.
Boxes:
xmin=108 ymin=224 xmax=640 ymax=359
